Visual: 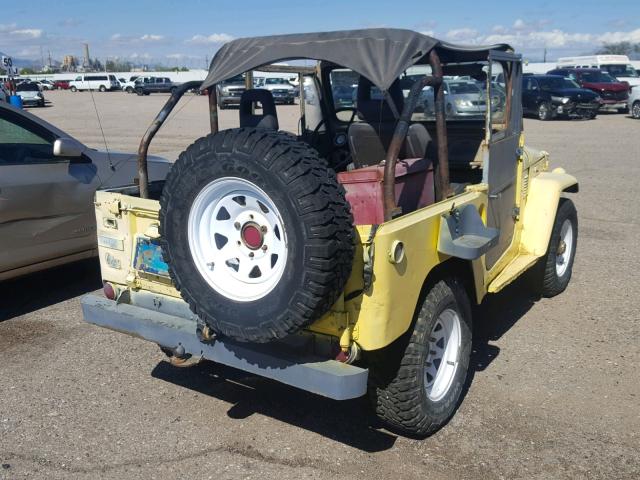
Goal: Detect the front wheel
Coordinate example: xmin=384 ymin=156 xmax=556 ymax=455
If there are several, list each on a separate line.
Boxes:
xmin=632 ymin=101 xmax=640 ymax=119
xmin=538 ymin=101 xmax=552 ymax=120
xmin=531 ymin=198 xmax=578 ymax=297
xmin=368 ymin=278 xmax=472 ymax=437
xmin=125 ymin=87 xmax=133 ymax=93
xmin=70 ymin=86 xmax=77 ymax=92
xmin=99 ymin=85 xmax=106 ymax=92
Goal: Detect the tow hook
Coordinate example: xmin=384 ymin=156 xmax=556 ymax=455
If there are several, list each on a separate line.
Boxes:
xmin=161 ymin=343 xmax=202 ymax=368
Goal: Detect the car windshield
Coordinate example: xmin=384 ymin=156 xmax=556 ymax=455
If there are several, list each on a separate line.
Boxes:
xmin=16 ymin=83 xmax=39 ymax=92
xmin=265 ymin=78 xmax=288 ymax=85
xmin=538 ymin=77 xmax=581 ymax=90
xmin=221 ymin=74 xmax=244 ymax=85
xmin=600 ymin=63 xmax=639 ymax=78
xmin=447 ymin=82 xmax=481 ymax=94
xmin=580 ymin=71 xmax=617 ymax=83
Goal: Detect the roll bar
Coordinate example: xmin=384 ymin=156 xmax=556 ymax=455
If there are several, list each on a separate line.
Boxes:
xmin=138 ymin=58 xmax=452 ymax=220
xmin=383 ymin=49 xmax=450 ymax=220
xmin=137 ymin=80 xmax=204 ymax=199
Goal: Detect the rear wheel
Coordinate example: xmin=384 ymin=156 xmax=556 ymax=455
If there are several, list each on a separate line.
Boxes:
xmin=632 ymin=101 xmax=640 ymax=119
xmin=159 ymin=128 xmax=354 ymax=343
xmin=537 ymin=101 xmax=552 ymax=120
xmin=125 ymin=86 xmax=133 ymax=93
xmin=368 ymin=278 xmax=472 ymax=437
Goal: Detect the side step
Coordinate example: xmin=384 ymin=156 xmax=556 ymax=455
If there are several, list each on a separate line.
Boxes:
xmin=488 ymin=253 xmax=539 ymax=293
xmin=81 ymin=294 xmax=368 ymax=400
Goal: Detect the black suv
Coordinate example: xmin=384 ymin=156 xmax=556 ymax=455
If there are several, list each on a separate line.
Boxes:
xmin=134 ymin=77 xmax=177 ymax=95
xmin=522 ymin=74 xmax=601 ymax=120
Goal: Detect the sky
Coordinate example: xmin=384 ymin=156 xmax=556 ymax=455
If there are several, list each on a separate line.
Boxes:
xmin=2 ymin=0 xmax=640 ymax=67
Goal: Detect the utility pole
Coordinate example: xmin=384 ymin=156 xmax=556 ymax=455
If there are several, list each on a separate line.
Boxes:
xmin=543 ymin=47 xmax=547 ymax=63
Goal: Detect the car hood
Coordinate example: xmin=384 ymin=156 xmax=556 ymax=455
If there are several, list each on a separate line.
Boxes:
xmin=84 ymin=149 xmax=172 ymax=188
xmin=581 ymin=82 xmax=628 ymax=92
xmin=450 ymin=92 xmax=484 ymax=101
xmin=546 ymin=88 xmax=598 ymax=100
xmin=265 ymin=84 xmax=294 ymax=90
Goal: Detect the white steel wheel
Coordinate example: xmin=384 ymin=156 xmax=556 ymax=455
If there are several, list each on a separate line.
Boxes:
xmin=555 ymin=218 xmax=573 ymax=277
xmin=187 ymin=177 xmax=288 ymax=302
xmin=424 ymin=308 xmax=462 ymax=402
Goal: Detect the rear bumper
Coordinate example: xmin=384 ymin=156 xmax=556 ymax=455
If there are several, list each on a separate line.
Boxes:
xmin=81 ymin=294 xmax=368 ymax=400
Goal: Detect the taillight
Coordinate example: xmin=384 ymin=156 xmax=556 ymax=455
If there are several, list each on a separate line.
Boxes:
xmin=103 ymin=282 xmax=116 ymax=300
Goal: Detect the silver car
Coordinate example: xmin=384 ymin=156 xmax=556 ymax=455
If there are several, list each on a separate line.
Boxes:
xmin=16 ymin=82 xmax=45 ymax=107
xmin=0 ymin=102 xmax=172 ymax=280
xmin=423 ymin=80 xmax=493 ymax=118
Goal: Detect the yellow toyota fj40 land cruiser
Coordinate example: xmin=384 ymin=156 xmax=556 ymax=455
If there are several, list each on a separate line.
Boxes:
xmin=82 ymin=29 xmax=578 ymax=437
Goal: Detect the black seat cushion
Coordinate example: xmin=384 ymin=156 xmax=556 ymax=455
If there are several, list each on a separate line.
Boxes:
xmin=239 ymin=89 xmax=279 ymax=130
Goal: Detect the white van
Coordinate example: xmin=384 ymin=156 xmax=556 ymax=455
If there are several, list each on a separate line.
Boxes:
xmin=69 ymin=74 xmax=119 ymax=92
xmin=556 ymin=55 xmax=640 ymax=87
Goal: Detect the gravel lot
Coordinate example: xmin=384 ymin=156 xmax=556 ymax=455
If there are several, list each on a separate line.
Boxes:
xmin=1 ymin=90 xmax=639 ymax=479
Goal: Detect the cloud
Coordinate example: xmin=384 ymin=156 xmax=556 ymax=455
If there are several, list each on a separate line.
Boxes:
xmin=110 ymin=33 xmax=166 ymax=44
xmin=187 ymin=33 xmax=234 ymax=45
xmin=441 ymin=24 xmax=640 ymax=53
xmin=140 ymin=34 xmax=164 ymax=42
xmin=445 ymin=28 xmax=479 ymax=42
xmin=0 ymin=24 xmax=42 ymax=39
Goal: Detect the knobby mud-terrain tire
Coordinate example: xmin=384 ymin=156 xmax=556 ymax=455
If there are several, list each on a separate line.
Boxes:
xmin=530 ymin=198 xmax=578 ymax=297
xmin=367 ymin=278 xmax=473 ymax=437
xmin=159 ymin=128 xmax=354 ymax=343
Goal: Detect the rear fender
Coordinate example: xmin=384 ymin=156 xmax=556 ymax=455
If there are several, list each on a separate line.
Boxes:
xmin=520 ymin=169 xmax=578 ymax=257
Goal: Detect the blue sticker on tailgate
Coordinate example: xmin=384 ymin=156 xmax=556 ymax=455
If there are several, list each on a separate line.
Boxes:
xmin=133 ymin=236 xmax=169 ymax=276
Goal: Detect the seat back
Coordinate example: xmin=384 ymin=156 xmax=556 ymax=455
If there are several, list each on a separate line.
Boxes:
xmin=405 ymin=123 xmax=433 ymax=159
xmin=239 ymin=89 xmax=279 ymax=130
xmin=347 ymin=77 xmax=404 ymax=168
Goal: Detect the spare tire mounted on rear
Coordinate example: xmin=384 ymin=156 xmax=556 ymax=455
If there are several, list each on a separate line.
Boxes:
xmin=159 ymin=128 xmax=354 ymax=343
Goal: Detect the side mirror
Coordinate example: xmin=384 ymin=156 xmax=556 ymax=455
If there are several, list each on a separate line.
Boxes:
xmin=54 ymin=137 xmax=85 ymax=158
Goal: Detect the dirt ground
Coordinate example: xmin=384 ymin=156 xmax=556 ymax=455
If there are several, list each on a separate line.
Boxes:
xmin=1 ymin=90 xmax=639 ymax=480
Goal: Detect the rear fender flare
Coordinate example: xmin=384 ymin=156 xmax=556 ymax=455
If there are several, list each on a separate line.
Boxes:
xmin=521 ymin=169 xmax=578 ymax=257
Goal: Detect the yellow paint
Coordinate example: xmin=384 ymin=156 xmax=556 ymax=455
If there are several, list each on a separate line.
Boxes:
xmin=519 ymin=170 xmax=578 ymax=257
xmin=342 ymin=191 xmax=487 ymax=351
xmin=93 ymin=146 xmax=576 ymax=352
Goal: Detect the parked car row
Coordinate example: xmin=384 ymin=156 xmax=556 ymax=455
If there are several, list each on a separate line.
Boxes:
xmin=216 ymin=74 xmax=297 ymax=108
xmin=522 ymin=65 xmax=638 ymax=121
